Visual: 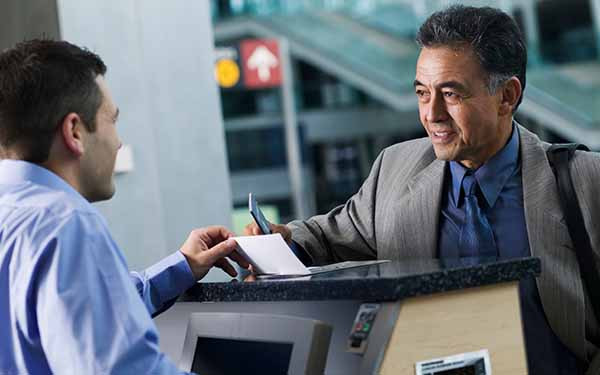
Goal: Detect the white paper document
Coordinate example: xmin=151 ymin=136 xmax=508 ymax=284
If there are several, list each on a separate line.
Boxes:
xmin=233 ymin=233 xmax=308 ymax=275
xmin=233 ymin=233 xmax=390 ymax=278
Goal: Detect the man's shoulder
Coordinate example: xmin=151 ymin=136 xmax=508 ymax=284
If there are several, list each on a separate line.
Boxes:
xmin=528 ymin=127 xmax=600 ymax=174
xmin=0 ymin=182 xmax=103 ymax=247
xmin=571 ymin=149 xmax=600 ymax=189
xmin=572 ymin=148 xmax=600 ymax=167
xmin=0 ymin=185 xmax=116 ymax=279
xmin=385 ymin=137 xmax=431 ymax=152
xmin=379 ymin=137 xmax=433 ymax=164
xmin=0 ymin=181 xmax=95 ymax=218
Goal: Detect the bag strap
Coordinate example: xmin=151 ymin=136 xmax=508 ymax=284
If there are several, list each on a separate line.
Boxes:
xmin=546 ymin=143 xmax=600 ymax=323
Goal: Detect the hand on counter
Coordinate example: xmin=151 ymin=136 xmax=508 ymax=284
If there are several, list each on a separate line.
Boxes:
xmin=180 ymin=226 xmax=250 ymax=280
xmin=244 ymin=222 xmax=292 ymax=244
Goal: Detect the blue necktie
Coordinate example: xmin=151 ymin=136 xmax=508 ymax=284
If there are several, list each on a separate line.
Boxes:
xmin=458 ymin=174 xmax=497 ymax=258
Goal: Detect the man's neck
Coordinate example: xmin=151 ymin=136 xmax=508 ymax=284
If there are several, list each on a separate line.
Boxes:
xmin=40 ymin=159 xmax=85 ymax=199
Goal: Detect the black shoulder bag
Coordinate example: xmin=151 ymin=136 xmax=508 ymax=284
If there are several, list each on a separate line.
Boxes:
xmin=546 ymin=143 xmax=600 ymax=323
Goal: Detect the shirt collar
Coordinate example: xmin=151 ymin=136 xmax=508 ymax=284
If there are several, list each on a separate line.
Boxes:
xmin=450 ymin=123 xmax=520 ymax=207
xmin=0 ymin=159 xmax=92 ymax=209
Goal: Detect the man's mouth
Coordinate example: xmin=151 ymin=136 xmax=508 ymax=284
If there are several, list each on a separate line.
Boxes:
xmin=430 ymin=129 xmax=455 ymax=143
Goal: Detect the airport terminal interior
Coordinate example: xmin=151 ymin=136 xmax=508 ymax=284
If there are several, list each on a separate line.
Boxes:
xmin=1 ymin=0 xmax=600 ymax=374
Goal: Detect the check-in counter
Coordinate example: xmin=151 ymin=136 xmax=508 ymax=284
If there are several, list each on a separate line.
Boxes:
xmin=155 ymin=257 xmax=540 ymax=374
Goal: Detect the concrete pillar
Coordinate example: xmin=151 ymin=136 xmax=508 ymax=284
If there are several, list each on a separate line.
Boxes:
xmin=0 ymin=0 xmax=60 ymax=50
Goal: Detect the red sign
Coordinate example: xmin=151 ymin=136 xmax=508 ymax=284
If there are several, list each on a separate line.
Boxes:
xmin=240 ymin=39 xmax=282 ymax=88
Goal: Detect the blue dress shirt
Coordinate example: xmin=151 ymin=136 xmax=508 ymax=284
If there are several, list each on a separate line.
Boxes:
xmin=438 ymin=125 xmax=528 ymax=259
xmin=438 ymin=126 xmax=582 ymax=374
xmin=0 ymin=160 xmax=194 ymax=374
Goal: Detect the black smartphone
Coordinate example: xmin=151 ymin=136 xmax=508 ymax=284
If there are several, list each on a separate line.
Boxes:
xmin=248 ymin=193 xmax=272 ymax=235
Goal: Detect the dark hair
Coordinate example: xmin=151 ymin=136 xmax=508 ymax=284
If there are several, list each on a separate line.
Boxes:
xmin=416 ymin=5 xmax=527 ymax=111
xmin=0 ymin=39 xmax=107 ymax=162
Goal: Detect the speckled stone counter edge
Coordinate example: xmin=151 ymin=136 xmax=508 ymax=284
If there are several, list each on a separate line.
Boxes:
xmin=181 ymin=257 xmax=541 ymax=303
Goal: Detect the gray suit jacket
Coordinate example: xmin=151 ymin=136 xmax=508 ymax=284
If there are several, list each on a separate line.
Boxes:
xmin=289 ymin=125 xmax=600 ymax=371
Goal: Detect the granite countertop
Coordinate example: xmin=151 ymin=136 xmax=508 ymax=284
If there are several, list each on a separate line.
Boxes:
xmin=181 ymin=257 xmax=540 ymax=303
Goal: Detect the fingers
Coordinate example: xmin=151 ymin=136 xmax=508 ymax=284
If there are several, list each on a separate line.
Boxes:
xmin=201 ymin=228 xmax=250 ymax=269
xmin=208 ymin=241 xmax=249 ymax=277
xmin=270 ymin=223 xmax=292 ymax=244
xmin=197 ymin=226 xmax=235 ymax=247
xmin=181 ymin=227 xmax=242 ymax=280
xmin=243 ymin=223 xmax=262 ymax=236
xmin=202 ymin=238 xmax=237 ymax=265
xmin=243 ymin=222 xmax=291 ymax=243
xmin=228 ymin=250 xmax=250 ymax=269
xmin=214 ymin=257 xmax=237 ymax=277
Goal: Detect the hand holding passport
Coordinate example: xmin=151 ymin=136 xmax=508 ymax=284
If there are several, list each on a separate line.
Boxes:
xmin=233 ymin=233 xmax=388 ymax=278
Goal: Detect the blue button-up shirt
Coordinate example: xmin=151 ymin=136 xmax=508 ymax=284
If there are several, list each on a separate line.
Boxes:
xmin=0 ymin=160 xmax=195 ymax=374
xmin=438 ymin=125 xmax=582 ymax=374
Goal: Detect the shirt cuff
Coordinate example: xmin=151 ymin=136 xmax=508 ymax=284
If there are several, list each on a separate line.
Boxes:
xmin=144 ymin=251 xmax=197 ymax=303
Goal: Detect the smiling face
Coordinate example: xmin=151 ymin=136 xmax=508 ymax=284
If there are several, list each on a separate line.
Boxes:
xmin=414 ymin=45 xmax=513 ymax=169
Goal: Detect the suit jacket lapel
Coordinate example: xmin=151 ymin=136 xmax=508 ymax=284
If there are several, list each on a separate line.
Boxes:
xmin=386 ymin=146 xmax=445 ymax=259
xmin=519 ymin=126 xmax=586 ymax=359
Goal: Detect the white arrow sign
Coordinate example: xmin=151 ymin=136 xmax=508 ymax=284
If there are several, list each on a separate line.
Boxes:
xmin=247 ymin=45 xmax=279 ymax=82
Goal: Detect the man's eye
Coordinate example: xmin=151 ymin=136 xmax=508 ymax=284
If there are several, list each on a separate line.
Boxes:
xmin=415 ymin=90 xmax=429 ymax=100
xmin=443 ymin=91 xmax=461 ymax=103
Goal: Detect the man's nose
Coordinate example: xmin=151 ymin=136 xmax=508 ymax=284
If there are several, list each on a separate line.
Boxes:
xmin=425 ymin=93 xmax=449 ymax=124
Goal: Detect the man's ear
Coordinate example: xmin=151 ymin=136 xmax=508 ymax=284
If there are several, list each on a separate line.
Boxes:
xmin=60 ymin=113 xmax=86 ymax=157
xmin=498 ymin=77 xmax=522 ymax=116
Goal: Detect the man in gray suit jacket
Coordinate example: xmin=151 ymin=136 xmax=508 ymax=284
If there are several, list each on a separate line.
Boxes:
xmin=246 ymin=5 xmax=600 ymax=374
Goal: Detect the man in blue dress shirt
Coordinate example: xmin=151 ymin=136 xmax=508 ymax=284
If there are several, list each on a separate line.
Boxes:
xmin=0 ymin=40 xmax=249 ymax=374
xmin=246 ymin=5 xmax=600 ymax=374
